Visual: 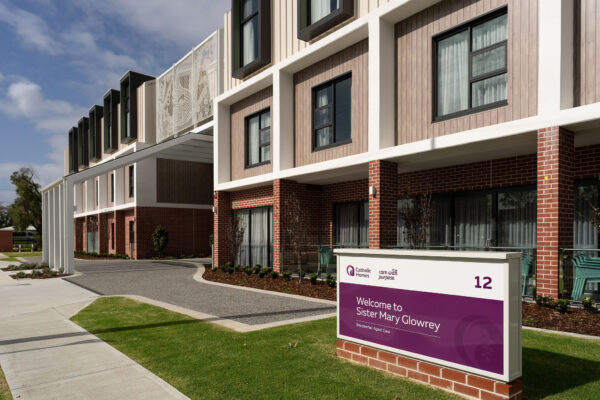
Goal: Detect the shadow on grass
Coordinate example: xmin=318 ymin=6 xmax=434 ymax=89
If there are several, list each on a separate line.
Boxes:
xmin=523 ymin=347 xmax=600 ymax=399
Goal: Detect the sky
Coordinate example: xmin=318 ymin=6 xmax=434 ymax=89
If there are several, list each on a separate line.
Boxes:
xmin=0 ymin=0 xmax=229 ymax=205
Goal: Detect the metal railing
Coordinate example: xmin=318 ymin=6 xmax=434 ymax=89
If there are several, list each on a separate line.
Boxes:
xmin=559 ymin=248 xmax=600 ymax=301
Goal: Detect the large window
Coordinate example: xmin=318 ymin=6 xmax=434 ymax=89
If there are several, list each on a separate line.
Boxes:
xmin=234 ymin=206 xmax=273 ymax=267
xmin=434 ymin=8 xmax=507 ymax=119
xmin=110 ymin=173 xmax=115 ymax=203
xmin=313 ymin=74 xmax=352 ymax=150
xmin=335 ymin=201 xmax=368 ymax=248
xmin=297 ymin=0 xmax=353 ymax=41
xmin=245 ymin=109 xmax=270 ymax=167
xmin=398 ymin=187 xmax=536 ymax=251
xmin=574 ymin=181 xmax=600 ymax=249
xmin=232 ymin=0 xmax=270 ymax=79
xmin=122 ymin=81 xmax=131 ymax=140
xmin=128 ymin=165 xmax=135 ymax=198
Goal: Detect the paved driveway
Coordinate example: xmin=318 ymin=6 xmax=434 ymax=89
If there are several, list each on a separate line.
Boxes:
xmin=65 ymin=259 xmax=336 ymax=326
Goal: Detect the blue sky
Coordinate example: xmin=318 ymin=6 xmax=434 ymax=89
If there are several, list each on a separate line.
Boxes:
xmin=0 ymin=0 xmax=228 ymax=205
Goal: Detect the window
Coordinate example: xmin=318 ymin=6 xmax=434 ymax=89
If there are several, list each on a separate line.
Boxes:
xmin=434 ymin=8 xmax=507 ymax=119
xmin=104 ymin=90 xmax=119 ymax=152
xmin=574 ymin=181 xmax=600 ymax=250
xmin=68 ymin=127 xmax=78 ymax=173
xmin=234 ymin=206 xmax=273 ymax=267
xmin=334 ymin=201 xmax=368 ymax=247
xmin=297 ymin=0 xmax=353 ymax=41
xmin=129 ymin=221 xmax=135 ymax=244
xmin=96 ymin=180 xmax=99 ymax=207
xmin=122 ymin=81 xmax=131 ymax=141
xmin=110 ymin=173 xmax=114 ymax=203
xmin=89 ymin=106 xmax=102 ymax=161
xmin=105 ymin=99 xmax=112 ymax=148
xmin=231 ymin=0 xmax=270 ymax=79
xmin=245 ymin=109 xmax=270 ymax=167
xmin=77 ymin=118 xmax=89 ymax=168
xmin=128 ymin=165 xmax=135 ymax=198
xmin=397 ymin=187 xmax=536 ymax=251
xmin=313 ymin=74 xmax=352 ymax=150
xmin=111 ymin=223 xmax=115 ymax=250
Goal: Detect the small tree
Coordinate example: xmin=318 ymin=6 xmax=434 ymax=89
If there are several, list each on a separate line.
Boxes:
xmin=152 ymin=225 xmax=169 ymax=257
xmin=229 ymin=213 xmax=246 ymax=265
xmin=398 ymin=191 xmax=434 ymax=249
xmin=282 ymin=189 xmax=309 ymax=282
xmin=9 ymin=167 xmax=42 ymax=237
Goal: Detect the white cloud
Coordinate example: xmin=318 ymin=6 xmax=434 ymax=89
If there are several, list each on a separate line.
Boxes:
xmin=0 ymin=3 xmax=63 ymax=55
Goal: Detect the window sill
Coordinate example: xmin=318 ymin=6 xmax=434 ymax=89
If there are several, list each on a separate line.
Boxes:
xmin=245 ymin=160 xmax=271 ymax=170
xmin=232 ymin=57 xmax=271 ymax=80
xmin=298 ymin=7 xmax=354 ymax=42
xmin=433 ymin=100 xmax=508 ymax=123
xmin=313 ymin=138 xmax=352 ymax=152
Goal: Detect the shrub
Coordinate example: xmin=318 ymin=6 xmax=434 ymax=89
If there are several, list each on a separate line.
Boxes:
xmin=282 ymin=272 xmax=292 ymax=280
xmin=271 ymin=270 xmax=279 ymax=279
xmin=326 ymin=274 xmax=336 ymax=288
xmin=298 ymin=270 xmax=306 ymax=279
xmin=544 ymin=296 xmax=555 ymax=308
xmin=556 ymin=299 xmax=569 ymax=314
xmin=266 ymin=267 xmax=273 ymax=274
xmin=151 ymin=225 xmax=169 ymax=257
xmin=31 ymin=269 xmax=42 ymax=278
xmin=15 ymin=271 xmax=26 ymax=279
xmin=309 ymin=273 xmax=318 ymax=285
xmin=535 ymin=295 xmax=543 ymax=307
xmin=582 ymin=296 xmax=596 ymax=312
xmin=234 ymin=264 xmax=241 ymax=272
xmin=258 ymin=268 xmax=269 ymax=278
xmin=244 ymin=266 xmax=253 ymax=275
xmin=253 ymin=264 xmax=262 ymax=274
xmin=211 ymin=265 xmax=218 ymax=272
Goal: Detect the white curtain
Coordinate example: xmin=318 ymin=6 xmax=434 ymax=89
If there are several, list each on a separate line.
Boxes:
xmin=472 ymin=74 xmax=507 ymax=108
xmin=437 ymin=30 xmax=468 ymax=116
xmin=472 ymin=14 xmax=507 ymax=51
xmin=497 ymin=190 xmax=536 ymax=249
xmin=454 ymin=194 xmax=493 ymax=248
xmin=250 ymin=208 xmax=270 ymax=267
xmin=235 ymin=210 xmax=250 ymax=266
xmin=311 ymin=0 xmax=339 ymax=24
xmin=247 ymin=116 xmax=259 ymax=165
xmin=242 ymin=17 xmax=257 ymax=66
xmin=359 ymin=202 xmax=369 ymax=247
xmin=336 ymin=202 xmax=368 ymax=247
xmin=574 ymin=184 xmax=599 ymax=249
xmin=397 ymin=197 xmax=451 ymax=248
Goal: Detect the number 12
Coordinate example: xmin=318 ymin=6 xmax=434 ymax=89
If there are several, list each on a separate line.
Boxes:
xmin=475 ymin=276 xmax=492 ymax=289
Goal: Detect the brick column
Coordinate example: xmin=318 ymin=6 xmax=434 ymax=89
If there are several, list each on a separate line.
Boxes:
xmin=368 ymin=160 xmax=398 ymax=249
xmin=98 ymin=213 xmax=108 ymax=254
xmin=537 ymin=127 xmax=574 ymax=298
xmin=214 ymin=191 xmax=232 ymax=267
xmin=115 ymin=210 xmax=126 ymax=255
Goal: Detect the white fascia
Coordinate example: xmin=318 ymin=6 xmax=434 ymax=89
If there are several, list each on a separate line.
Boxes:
xmin=74 ymin=202 xmax=136 ymax=218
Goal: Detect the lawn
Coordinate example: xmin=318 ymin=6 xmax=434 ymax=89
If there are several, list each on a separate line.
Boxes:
xmin=0 ymin=364 xmax=10 ymax=400
xmin=72 ymin=297 xmax=600 ymax=400
xmin=1 ymin=252 xmax=42 ymax=258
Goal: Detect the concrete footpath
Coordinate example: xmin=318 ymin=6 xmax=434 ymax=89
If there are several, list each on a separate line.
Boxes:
xmin=0 ymin=262 xmax=189 ymax=400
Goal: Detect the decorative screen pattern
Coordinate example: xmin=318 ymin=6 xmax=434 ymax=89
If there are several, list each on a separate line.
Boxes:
xmin=156 ymin=32 xmax=219 ymax=143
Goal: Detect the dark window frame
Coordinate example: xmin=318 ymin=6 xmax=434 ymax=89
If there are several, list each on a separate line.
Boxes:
xmin=111 ymin=222 xmax=115 ymax=250
xmin=297 ymin=0 xmax=354 ymax=41
xmin=398 ymin=184 xmax=536 ymax=250
xmin=68 ymin=127 xmax=78 ymax=174
xmin=312 ymin=73 xmax=352 ymax=152
xmin=77 ymin=117 xmax=89 ymax=168
xmin=88 ymin=106 xmax=103 ymax=162
xmin=244 ymin=108 xmax=271 ymax=168
xmin=234 ymin=206 xmax=273 ymax=268
xmin=103 ymin=89 xmax=119 ymax=153
xmin=110 ymin=173 xmax=115 ymax=203
xmin=128 ymin=165 xmax=135 ymax=198
xmin=231 ymin=0 xmax=271 ymax=79
xmin=574 ymin=179 xmax=600 ymax=248
xmin=432 ymin=6 xmax=508 ymax=122
xmin=129 ymin=220 xmax=135 ymax=244
xmin=334 ymin=200 xmax=369 ymax=248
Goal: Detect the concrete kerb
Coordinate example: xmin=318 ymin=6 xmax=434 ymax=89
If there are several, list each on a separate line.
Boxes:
xmin=522 ymin=325 xmax=600 ymax=341
xmin=190 ymin=263 xmax=337 ymax=306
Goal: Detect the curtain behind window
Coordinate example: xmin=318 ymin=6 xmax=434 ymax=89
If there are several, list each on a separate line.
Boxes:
xmin=235 ymin=210 xmax=250 ymax=266
xmin=247 ymin=115 xmax=260 ymax=165
xmin=250 ymin=207 xmax=270 ymax=267
xmin=336 ymin=203 xmax=358 ymax=247
xmin=454 ymin=193 xmax=493 ymax=248
xmin=241 ymin=0 xmax=258 ymax=66
xmin=397 ymin=197 xmax=451 ymax=248
xmin=497 ymin=190 xmax=536 ymax=249
xmin=437 ymin=30 xmax=468 ymax=116
xmin=574 ymin=183 xmax=599 ymax=249
xmin=310 ymin=0 xmax=339 ymax=24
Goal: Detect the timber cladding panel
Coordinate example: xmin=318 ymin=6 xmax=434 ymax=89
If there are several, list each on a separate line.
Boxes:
xmin=230 ymin=86 xmax=273 ymax=181
xmin=574 ymin=0 xmax=600 ymax=106
xmin=156 ymin=158 xmax=213 ymax=205
xmin=294 ymin=39 xmax=369 ymax=167
xmin=396 ymin=0 xmax=538 ymax=145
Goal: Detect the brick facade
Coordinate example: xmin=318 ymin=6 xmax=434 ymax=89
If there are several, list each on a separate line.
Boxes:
xmin=537 ymin=127 xmax=574 ymax=297
xmin=214 ymin=191 xmax=232 ymax=266
xmin=337 ymin=340 xmax=523 ymax=400
xmin=0 ymin=230 xmax=13 ymax=252
xmin=369 ymin=160 xmax=398 ymax=248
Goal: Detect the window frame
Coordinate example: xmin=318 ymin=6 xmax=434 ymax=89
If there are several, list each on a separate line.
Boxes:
xmin=334 ymin=200 xmax=369 ymax=248
xmin=234 ymin=206 xmax=273 ymax=267
xmin=297 ymin=0 xmax=354 ymax=42
xmin=103 ymin=89 xmax=119 ymax=153
xmin=244 ymin=108 xmax=271 ymax=168
xmin=231 ymin=0 xmax=271 ymax=80
xmin=111 ymin=222 xmax=115 ymax=250
xmin=574 ymin=179 xmax=600 ymax=249
xmin=110 ymin=173 xmax=115 ymax=203
xmin=432 ymin=7 xmax=508 ymax=122
xmin=312 ymin=73 xmax=352 ymax=152
xmin=128 ymin=165 xmax=135 ymax=198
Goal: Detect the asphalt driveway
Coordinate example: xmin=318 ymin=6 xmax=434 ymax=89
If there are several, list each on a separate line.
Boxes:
xmin=64 ymin=259 xmax=336 ymax=326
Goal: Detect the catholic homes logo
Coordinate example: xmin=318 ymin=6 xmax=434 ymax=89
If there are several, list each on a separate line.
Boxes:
xmin=346 ymin=265 xmax=355 ymax=276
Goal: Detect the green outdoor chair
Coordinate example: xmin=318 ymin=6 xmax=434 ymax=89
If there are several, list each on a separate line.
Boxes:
xmin=570 ymin=253 xmax=600 ymax=300
xmin=521 ymin=254 xmax=533 ymax=296
xmin=318 ymin=247 xmax=335 ymax=276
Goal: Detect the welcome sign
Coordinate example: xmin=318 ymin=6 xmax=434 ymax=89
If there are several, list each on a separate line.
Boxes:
xmin=336 ymin=249 xmax=522 ymax=383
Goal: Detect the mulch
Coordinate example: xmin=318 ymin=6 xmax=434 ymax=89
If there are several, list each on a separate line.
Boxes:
xmin=75 ymin=254 xmax=127 ymax=261
xmin=10 ymin=273 xmax=69 ymax=280
xmin=522 ymin=302 xmax=600 ymax=337
xmin=202 ymin=268 xmax=336 ymax=301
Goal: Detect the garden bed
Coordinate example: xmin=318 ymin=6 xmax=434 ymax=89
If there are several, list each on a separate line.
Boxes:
xmin=522 ymin=302 xmax=600 ymax=337
xmin=1 ymin=262 xmax=47 ymax=271
xmin=202 ymin=267 xmax=336 ymax=301
xmin=10 ymin=269 xmax=69 ymax=279
xmin=74 ymin=252 xmax=128 ymax=260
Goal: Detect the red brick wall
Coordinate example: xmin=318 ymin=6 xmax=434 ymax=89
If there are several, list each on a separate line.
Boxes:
xmin=369 ymin=160 xmax=398 ymax=248
xmin=398 ymin=154 xmax=537 ymax=196
xmin=537 ymin=127 xmax=574 ymax=297
xmin=107 ymin=213 xmax=116 ymax=254
xmin=337 ymin=340 xmax=523 ymax=400
xmin=115 ymin=210 xmax=127 ymax=255
xmin=98 ymin=212 xmax=109 ymax=254
xmin=574 ymin=144 xmax=600 ymax=179
xmin=214 ymin=191 xmax=232 ymax=266
xmin=231 ymin=185 xmax=274 ymax=209
xmin=0 ymin=231 xmax=12 ymax=252
xmin=135 ymin=207 xmax=213 ymax=259
xmin=74 ymin=218 xmax=84 ymax=251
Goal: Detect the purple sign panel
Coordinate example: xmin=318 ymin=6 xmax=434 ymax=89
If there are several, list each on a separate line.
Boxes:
xmin=339 ymin=282 xmax=504 ymax=375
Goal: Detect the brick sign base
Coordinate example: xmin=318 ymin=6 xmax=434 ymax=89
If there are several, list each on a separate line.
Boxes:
xmin=337 ymin=340 xmax=523 ymax=400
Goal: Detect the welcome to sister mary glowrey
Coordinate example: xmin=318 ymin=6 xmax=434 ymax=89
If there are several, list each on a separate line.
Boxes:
xmin=355 ymin=297 xmax=441 ymax=333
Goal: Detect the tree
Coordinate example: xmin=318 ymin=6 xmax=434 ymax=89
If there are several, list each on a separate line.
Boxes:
xmin=9 ymin=168 xmax=41 ymax=235
xmin=398 ymin=191 xmax=434 ymax=249
xmin=0 ymin=204 xmax=12 ymax=228
xmin=151 ymin=225 xmax=169 ymax=257
xmin=282 ymin=189 xmax=309 ymax=282
xmin=229 ymin=213 xmax=246 ymax=265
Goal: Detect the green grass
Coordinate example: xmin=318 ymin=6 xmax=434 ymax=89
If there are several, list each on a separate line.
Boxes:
xmin=1 ymin=252 xmax=42 ymax=258
xmin=0 ymin=257 xmax=20 ymax=263
xmin=0 ymin=364 xmax=11 ymax=400
xmin=72 ymin=298 xmax=600 ymax=400
xmin=72 ymin=297 xmax=457 ymax=400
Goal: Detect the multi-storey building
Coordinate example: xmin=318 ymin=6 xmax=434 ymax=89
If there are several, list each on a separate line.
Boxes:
xmin=212 ymin=0 xmax=600 ymax=300
xmin=43 ymin=30 xmax=222 ymax=265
